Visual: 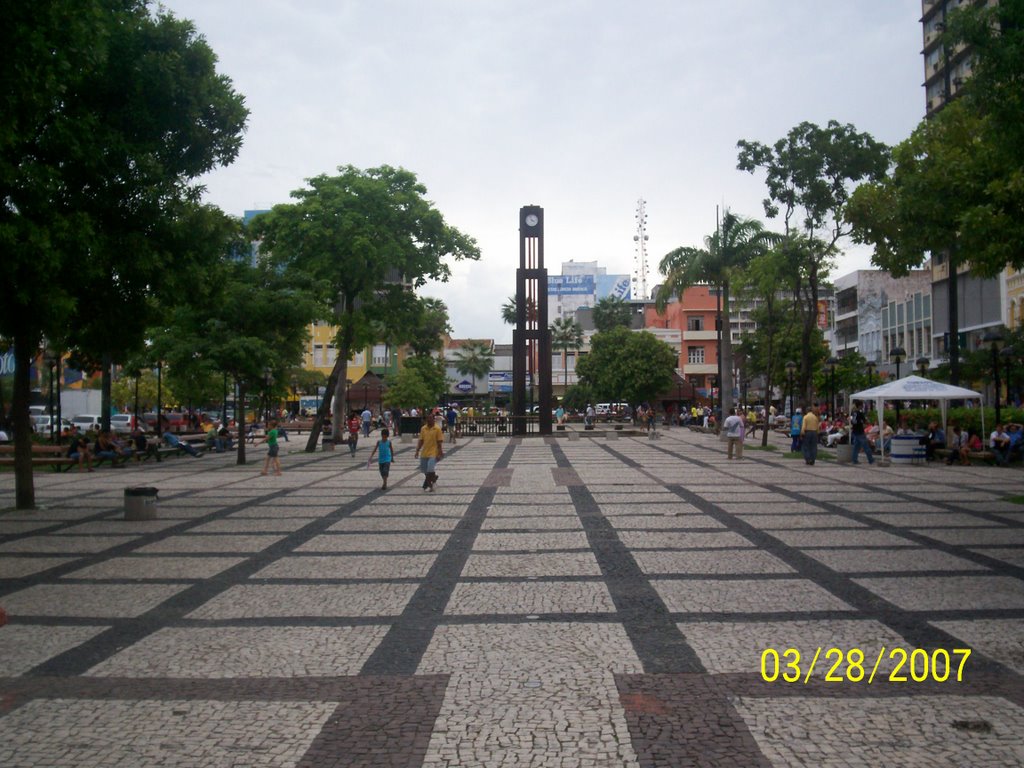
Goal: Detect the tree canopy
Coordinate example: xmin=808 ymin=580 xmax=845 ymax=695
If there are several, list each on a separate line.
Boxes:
xmin=251 ymin=165 xmax=480 ymax=447
xmin=1 ymin=0 xmax=248 ymax=507
xmin=738 ymin=121 xmax=888 ymax=406
xmin=575 ymin=327 xmax=676 ymax=405
xmin=592 ymin=296 xmax=633 ymax=332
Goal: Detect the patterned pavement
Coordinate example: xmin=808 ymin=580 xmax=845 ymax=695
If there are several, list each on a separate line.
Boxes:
xmin=1 ymin=429 xmax=1022 ymax=767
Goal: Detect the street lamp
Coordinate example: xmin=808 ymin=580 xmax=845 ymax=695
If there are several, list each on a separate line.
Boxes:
xmin=1001 ymin=346 xmax=1015 ymax=408
xmin=866 ymin=360 xmax=876 ymax=387
xmin=826 ymin=356 xmax=839 ymax=419
xmin=916 ymin=357 xmax=930 ymax=378
xmin=785 ymin=360 xmax=797 ymax=417
xmin=983 ymin=329 xmax=1005 ymax=424
xmin=890 ymin=346 xmax=906 ymax=423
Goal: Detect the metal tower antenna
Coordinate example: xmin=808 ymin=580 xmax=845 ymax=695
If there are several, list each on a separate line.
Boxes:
xmin=632 ymin=198 xmax=650 ymax=300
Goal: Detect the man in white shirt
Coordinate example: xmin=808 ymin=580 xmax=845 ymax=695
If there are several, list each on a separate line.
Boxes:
xmin=990 ymin=424 xmax=1011 ymax=466
xmin=723 ymin=408 xmax=744 ymax=460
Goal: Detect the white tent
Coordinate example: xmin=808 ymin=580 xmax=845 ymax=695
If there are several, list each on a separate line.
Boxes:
xmin=849 ymin=375 xmax=984 ymax=460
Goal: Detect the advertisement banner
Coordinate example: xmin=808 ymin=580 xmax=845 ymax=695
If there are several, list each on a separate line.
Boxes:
xmin=548 ymin=275 xmax=595 ymax=296
xmin=595 ymin=274 xmax=631 ymax=301
xmin=817 ymin=299 xmax=829 ymax=330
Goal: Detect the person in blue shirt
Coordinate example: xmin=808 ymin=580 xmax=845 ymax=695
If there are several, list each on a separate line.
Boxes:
xmin=790 ymin=409 xmax=802 ymax=452
xmin=163 ymin=430 xmax=200 ymax=457
xmin=369 ymin=428 xmax=394 ymax=491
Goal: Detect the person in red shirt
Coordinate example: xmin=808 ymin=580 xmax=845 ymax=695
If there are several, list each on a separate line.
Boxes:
xmin=347 ymin=412 xmax=361 ymax=455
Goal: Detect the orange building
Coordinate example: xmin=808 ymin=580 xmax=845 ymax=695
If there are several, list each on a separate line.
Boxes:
xmin=645 ymin=286 xmax=720 ymax=397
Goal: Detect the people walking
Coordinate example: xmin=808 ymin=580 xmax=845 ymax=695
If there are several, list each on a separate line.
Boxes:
xmin=800 ymin=405 xmax=820 ymax=465
xmin=849 ymin=402 xmax=874 ymax=465
xmin=347 ymin=412 xmax=360 ymax=455
xmin=723 ymin=407 xmax=744 ymax=460
xmin=259 ymin=419 xmax=282 ymax=476
xmin=790 ymin=409 xmax=802 ymax=452
xmin=369 ymin=428 xmax=394 ymax=490
xmin=414 ymin=411 xmax=444 ymax=491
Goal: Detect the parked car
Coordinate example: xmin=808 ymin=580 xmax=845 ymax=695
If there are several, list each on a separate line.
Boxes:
xmin=70 ymin=414 xmax=103 ymax=432
xmin=109 ymin=414 xmax=138 ymax=434
xmin=32 ymin=415 xmax=72 ymax=434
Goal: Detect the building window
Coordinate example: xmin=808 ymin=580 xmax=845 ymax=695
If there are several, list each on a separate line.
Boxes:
xmin=372 ymin=344 xmax=389 ymax=366
xmin=313 ymin=344 xmax=325 ymax=367
xmin=687 ymin=346 xmax=705 ymax=364
xmin=687 ymin=317 xmax=704 ymax=331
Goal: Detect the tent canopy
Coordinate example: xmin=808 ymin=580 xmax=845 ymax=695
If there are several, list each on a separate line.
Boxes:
xmin=849 ymin=375 xmax=984 ymax=459
xmin=850 ymin=375 xmax=981 ymax=403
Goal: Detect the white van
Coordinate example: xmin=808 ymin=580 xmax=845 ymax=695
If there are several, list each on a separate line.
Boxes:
xmin=71 ymin=414 xmax=103 ymax=432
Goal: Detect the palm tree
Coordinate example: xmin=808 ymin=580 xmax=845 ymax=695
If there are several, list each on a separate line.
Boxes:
xmin=501 ymin=296 xmax=536 ymax=326
xmin=656 ymin=211 xmax=778 ymax=421
xmin=453 ymin=340 xmax=494 ymax=407
xmin=550 ymin=316 xmax=584 ymax=395
xmin=592 ymin=296 xmax=632 ymax=332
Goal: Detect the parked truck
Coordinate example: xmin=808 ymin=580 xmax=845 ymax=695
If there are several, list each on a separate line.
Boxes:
xmin=61 ymin=389 xmax=104 ymax=420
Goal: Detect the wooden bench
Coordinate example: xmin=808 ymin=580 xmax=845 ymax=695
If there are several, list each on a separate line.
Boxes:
xmin=0 ymin=444 xmax=77 ymax=471
xmin=934 ymin=448 xmax=996 ymax=465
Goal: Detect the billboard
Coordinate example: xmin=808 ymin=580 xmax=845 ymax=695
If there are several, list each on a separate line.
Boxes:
xmin=549 ymin=275 xmax=595 ymax=296
xmin=817 ymin=299 xmax=829 ymax=330
xmin=596 ymin=275 xmax=631 ymax=301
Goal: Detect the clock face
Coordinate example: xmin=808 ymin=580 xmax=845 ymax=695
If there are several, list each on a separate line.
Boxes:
xmin=525 ymin=214 xmax=539 ymax=227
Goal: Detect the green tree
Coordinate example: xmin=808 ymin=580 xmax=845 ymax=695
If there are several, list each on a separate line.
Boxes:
xmin=576 ymin=327 xmax=676 ymax=405
xmin=738 ymin=121 xmax=889 ymax=409
xmin=657 ymin=211 xmax=777 ymax=419
xmin=733 ymin=246 xmax=796 ymax=446
xmin=501 ymin=296 xmax=537 ymax=326
xmin=452 ymin=341 xmax=494 ymax=406
xmin=943 ymin=0 xmax=1024 ymax=272
xmin=550 ymin=316 xmax=584 ymax=396
xmin=251 ymin=165 xmax=479 ymax=449
xmin=406 ymin=298 xmax=452 ymax=357
xmin=592 ymin=296 xmax=633 ymax=333
xmin=152 ymin=262 xmax=318 ymax=464
xmin=403 ymin=354 xmax=448 ymax=407
xmin=1 ymin=1 xmax=247 ymax=508
xmin=382 ymin=367 xmax=434 ymax=410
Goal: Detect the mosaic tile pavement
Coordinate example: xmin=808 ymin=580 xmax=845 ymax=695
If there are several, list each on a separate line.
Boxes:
xmin=1 ymin=428 xmax=1022 ymax=767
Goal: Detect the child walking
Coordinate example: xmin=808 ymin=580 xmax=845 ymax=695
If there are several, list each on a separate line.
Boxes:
xmin=259 ymin=419 xmax=282 ymax=476
xmin=368 ymin=428 xmax=394 ymax=491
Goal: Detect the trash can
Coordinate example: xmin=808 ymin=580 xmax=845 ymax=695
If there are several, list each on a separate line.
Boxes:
xmin=124 ymin=487 xmax=158 ymax=521
xmin=836 ymin=443 xmax=852 ymax=464
xmin=322 ymin=436 xmax=334 ymax=451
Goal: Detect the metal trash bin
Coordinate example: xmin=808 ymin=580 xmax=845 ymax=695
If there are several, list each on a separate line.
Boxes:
xmin=322 ymin=436 xmax=334 ymax=451
xmin=124 ymin=487 xmax=158 ymax=520
xmin=836 ymin=443 xmax=852 ymax=464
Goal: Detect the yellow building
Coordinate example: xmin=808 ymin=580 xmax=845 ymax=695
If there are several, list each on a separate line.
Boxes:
xmin=1008 ymin=268 xmax=1024 ymax=330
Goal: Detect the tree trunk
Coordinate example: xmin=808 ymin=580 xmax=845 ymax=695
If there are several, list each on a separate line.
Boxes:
xmin=236 ymin=381 xmax=247 ymax=465
xmin=303 ymin=304 xmax=354 ymax=451
xmin=12 ymin=334 xmax=37 ymax=509
xmin=101 ymin=352 xmax=112 ymax=432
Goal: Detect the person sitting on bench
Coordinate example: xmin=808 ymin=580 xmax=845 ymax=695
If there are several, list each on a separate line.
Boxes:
xmin=163 ymin=430 xmax=201 ymax=457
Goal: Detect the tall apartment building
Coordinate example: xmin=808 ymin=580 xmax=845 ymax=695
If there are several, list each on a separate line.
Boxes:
xmin=921 ymin=1 xmax=1007 ymax=359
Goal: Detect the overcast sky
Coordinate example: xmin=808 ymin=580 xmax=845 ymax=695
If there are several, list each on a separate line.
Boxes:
xmin=162 ymin=0 xmax=926 ymax=343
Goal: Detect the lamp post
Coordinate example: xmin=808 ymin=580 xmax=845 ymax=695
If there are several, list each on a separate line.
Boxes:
xmin=785 ymin=360 xmax=797 ymax=417
xmin=983 ymin=330 xmax=1005 ymax=424
xmin=1001 ymin=346 xmax=1015 ymax=408
xmin=826 ymin=356 xmax=839 ymax=420
xmin=263 ymin=367 xmax=273 ymax=425
xmin=156 ymin=360 xmax=163 ymax=434
xmin=866 ymin=360 xmax=876 ymax=387
xmin=916 ymin=357 xmax=930 ymax=378
xmin=890 ymin=346 xmax=906 ymax=423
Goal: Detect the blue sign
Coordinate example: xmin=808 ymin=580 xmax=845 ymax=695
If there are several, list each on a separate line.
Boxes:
xmin=548 ymin=275 xmax=595 ymax=296
xmin=455 ymin=379 xmax=473 ymax=393
xmin=596 ymin=274 xmax=631 ymax=300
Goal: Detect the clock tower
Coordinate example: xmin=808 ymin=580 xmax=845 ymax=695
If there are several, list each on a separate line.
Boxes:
xmin=512 ymin=205 xmax=552 ymax=435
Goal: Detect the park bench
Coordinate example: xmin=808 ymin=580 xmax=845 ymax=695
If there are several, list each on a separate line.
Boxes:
xmin=0 ymin=444 xmax=76 ymax=471
xmin=934 ymin=448 xmax=996 ymax=465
